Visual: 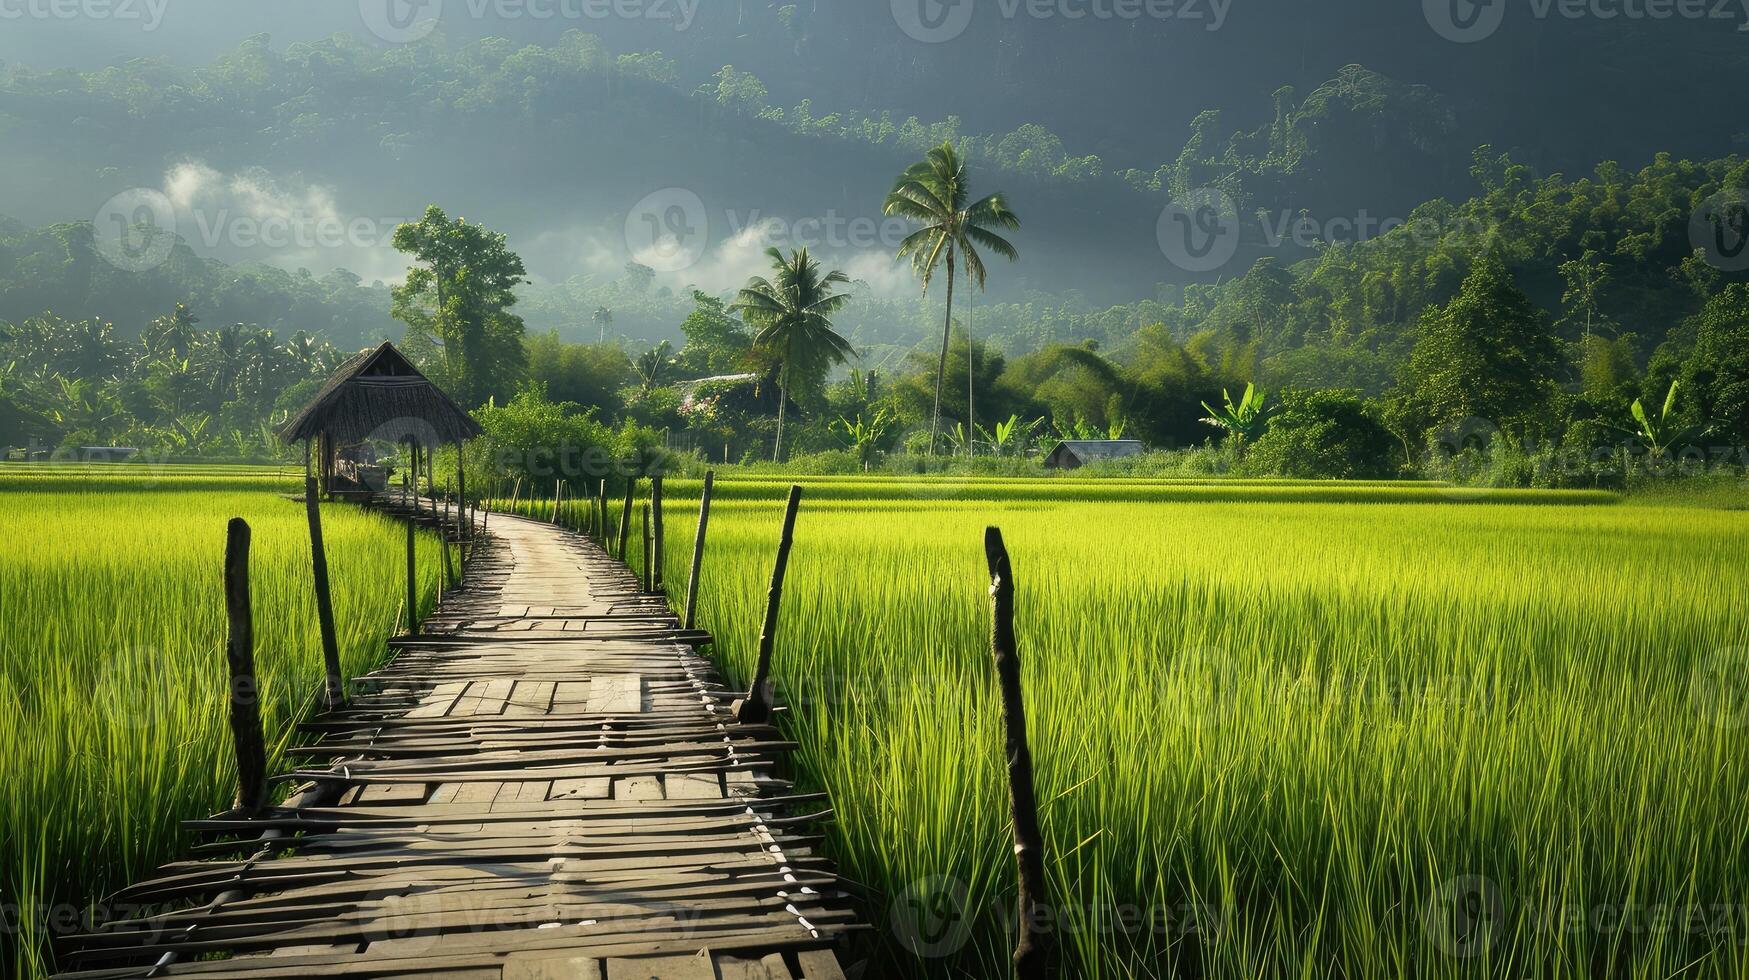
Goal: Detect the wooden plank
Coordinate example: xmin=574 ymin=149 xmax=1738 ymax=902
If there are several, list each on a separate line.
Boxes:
xmin=587 ymin=675 xmax=642 ymax=714
xmin=504 ymin=954 xmax=603 ymax=980
xmin=606 ymin=953 xmax=716 ymax=980
xmin=611 ymin=777 xmax=664 ymax=802
xmin=549 ymin=778 xmax=612 ymax=801
xmin=355 ymin=783 xmax=428 ymax=805
xmin=793 ymin=950 xmax=845 ymax=979
xmin=664 ymin=774 xmax=723 ymax=800
xmin=407 ymin=682 xmax=470 ymax=719
xmin=504 ymin=680 xmax=556 ymax=717
xmin=715 ymin=954 xmax=795 ymax=979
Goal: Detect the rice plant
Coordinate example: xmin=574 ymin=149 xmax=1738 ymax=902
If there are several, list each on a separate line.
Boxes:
xmin=0 ymin=466 xmax=441 ymax=977
xmin=636 ymin=476 xmax=1749 ymax=978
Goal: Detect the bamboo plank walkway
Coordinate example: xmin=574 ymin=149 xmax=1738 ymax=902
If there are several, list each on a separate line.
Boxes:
xmin=55 ymin=500 xmax=855 ymax=980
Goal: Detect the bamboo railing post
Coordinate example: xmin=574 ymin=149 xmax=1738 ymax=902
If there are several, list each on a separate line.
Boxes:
xmin=985 ymin=527 xmax=1052 ymax=979
xmin=457 ymin=443 xmax=468 ymax=541
xmin=223 ymin=518 xmax=268 ymax=812
xmin=735 ymin=485 xmax=802 ymax=725
xmin=597 ymin=480 xmax=609 ymax=546
xmin=617 ymin=478 xmax=636 ymax=561
xmin=650 ymin=476 xmax=666 ymax=592
xmin=641 ymin=504 xmax=653 ymax=592
xmin=509 ymin=477 xmax=524 ymax=518
xmin=683 ymin=471 xmax=715 ymax=630
xmin=303 ymin=441 xmax=344 ymax=712
xmin=551 ymin=479 xmax=562 ymax=524
xmin=404 ymin=442 xmax=418 ymax=636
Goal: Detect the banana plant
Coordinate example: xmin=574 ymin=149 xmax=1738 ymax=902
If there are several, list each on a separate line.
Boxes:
xmin=981 ymin=414 xmax=1047 ymax=457
xmin=1620 ymin=380 xmax=1707 ymax=462
xmin=1200 ymin=382 xmax=1270 ymax=446
xmin=830 ymin=408 xmax=897 ymax=470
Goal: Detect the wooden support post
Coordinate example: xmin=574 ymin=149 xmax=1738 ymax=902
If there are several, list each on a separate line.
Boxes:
xmin=617 ymin=478 xmax=636 ymax=562
xmin=597 ymin=480 xmax=609 ymax=545
xmin=736 ymin=485 xmax=801 ymax=725
xmin=641 ymin=504 xmax=653 ymax=592
xmin=223 ymin=518 xmax=268 ymax=812
xmin=456 ymin=444 xmax=468 ymax=540
xmin=650 ymin=475 xmax=666 ymax=592
xmin=509 ymin=477 xmax=524 ymax=518
xmin=404 ymin=443 xmax=418 ymax=637
xmin=303 ymin=442 xmax=344 ymax=713
xmin=683 ymin=471 xmax=715 ymax=630
xmin=985 ymin=527 xmax=1052 ymax=980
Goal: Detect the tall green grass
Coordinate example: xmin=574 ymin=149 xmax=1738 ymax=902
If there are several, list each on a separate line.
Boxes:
xmin=639 ymin=477 xmax=1749 ymax=978
xmin=0 ymin=467 xmax=440 ymax=977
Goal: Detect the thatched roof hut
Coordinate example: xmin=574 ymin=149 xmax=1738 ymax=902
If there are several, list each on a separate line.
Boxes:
xmin=281 ymin=342 xmax=481 ymax=449
xmin=280 ymin=343 xmax=481 ymax=495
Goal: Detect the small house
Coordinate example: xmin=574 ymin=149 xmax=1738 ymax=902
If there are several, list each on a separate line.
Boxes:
xmin=1043 ymin=439 xmax=1146 ymax=470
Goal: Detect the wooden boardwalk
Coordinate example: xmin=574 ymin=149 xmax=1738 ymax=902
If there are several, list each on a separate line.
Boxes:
xmin=56 ymin=505 xmax=855 ymax=980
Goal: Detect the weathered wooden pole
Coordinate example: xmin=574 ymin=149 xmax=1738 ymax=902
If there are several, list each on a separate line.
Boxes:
xmin=617 ymin=478 xmax=636 ymax=562
xmin=551 ymin=479 xmax=562 ymax=524
xmin=650 ymin=475 xmax=666 ymax=592
xmin=456 ymin=443 xmax=469 ymax=541
xmin=597 ymin=479 xmax=609 ymax=546
xmin=303 ymin=441 xmax=344 ymax=712
xmin=640 ymin=504 xmax=653 ymax=592
xmin=683 ymin=471 xmax=715 ymax=630
xmin=985 ymin=527 xmax=1052 ymax=979
xmin=404 ymin=442 xmax=418 ymax=636
xmin=508 ymin=477 xmax=524 ymax=518
xmin=736 ymin=485 xmax=802 ymax=725
xmin=223 ymin=518 xmax=269 ymax=812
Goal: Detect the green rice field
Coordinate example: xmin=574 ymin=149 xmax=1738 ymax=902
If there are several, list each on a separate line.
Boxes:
xmin=0 ymin=465 xmax=441 ymax=978
xmin=598 ymin=475 xmax=1748 ymax=978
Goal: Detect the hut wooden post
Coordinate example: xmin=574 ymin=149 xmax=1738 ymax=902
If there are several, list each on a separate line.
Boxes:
xmin=223 ymin=518 xmax=268 ymax=813
xmin=683 ymin=471 xmax=715 ymax=630
xmin=985 ymin=527 xmax=1052 ymax=980
xmin=650 ymin=476 xmax=666 ymax=592
xmin=617 ymin=479 xmax=636 ymax=562
xmin=303 ymin=441 xmax=345 ymax=712
xmin=404 ymin=442 xmax=418 ymax=636
xmin=735 ymin=485 xmax=801 ymax=725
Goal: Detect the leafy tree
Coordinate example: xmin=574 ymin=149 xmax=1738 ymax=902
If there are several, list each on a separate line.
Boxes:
xmin=885 ymin=141 xmax=1020 ymax=453
xmin=1679 ymin=284 xmax=1749 ymax=446
xmin=674 ymin=291 xmax=752 ymax=376
xmin=1200 ymin=383 xmax=1271 ymax=449
xmin=1390 ymin=252 xmax=1559 ymax=440
xmin=731 ymin=248 xmax=855 ymax=463
xmin=391 ymin=206 xmax=530 ymax=408
xmin=1247 ymin=389 xmax=1393 ymax=479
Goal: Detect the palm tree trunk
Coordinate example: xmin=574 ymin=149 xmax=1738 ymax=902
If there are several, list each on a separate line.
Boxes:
xmin=930 ymin=249 xmax=956 ymax=456
xmin=773 ymin=341 xmax=791 ymax=463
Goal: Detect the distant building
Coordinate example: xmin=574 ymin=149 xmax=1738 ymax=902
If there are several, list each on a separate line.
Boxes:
xmin=1043 ymin=439 xmax=1146 ymax=470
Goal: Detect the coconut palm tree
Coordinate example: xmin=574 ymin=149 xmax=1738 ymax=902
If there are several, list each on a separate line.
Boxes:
xmin=731 ymin=247 xmax=855 ymax=463
xmin=884 ymin=141 xmax=1020 ymax=454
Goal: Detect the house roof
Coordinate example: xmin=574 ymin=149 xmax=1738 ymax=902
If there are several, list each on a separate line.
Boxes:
xmin=1047 ymin=439 xmax=1147 ymax=461
xmin=278 ymin=342 xmax=482 ymax=447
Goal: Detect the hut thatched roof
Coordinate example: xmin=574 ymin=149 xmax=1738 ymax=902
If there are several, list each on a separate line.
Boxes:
xmin=279 ymin=342 xmax=482 ymax=447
